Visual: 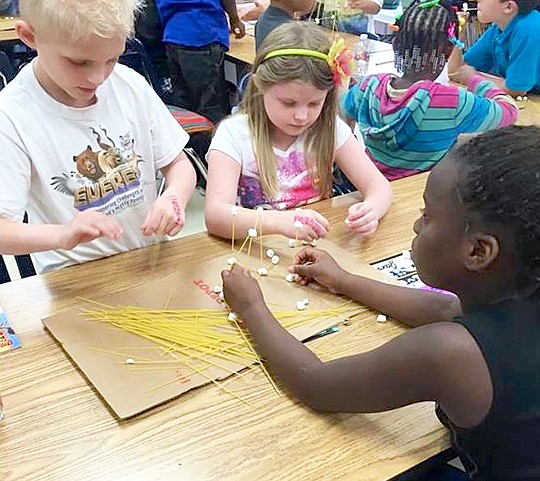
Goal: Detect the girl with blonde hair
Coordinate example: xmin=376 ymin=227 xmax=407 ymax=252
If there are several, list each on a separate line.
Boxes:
xmin=205 ymin=22 xmax=392 ymax=242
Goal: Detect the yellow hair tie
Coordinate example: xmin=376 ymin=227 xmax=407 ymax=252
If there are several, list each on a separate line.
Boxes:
xmin=262 ymin=38 xmax=354 ymax=86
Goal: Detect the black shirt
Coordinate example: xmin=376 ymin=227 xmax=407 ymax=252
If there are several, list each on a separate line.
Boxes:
xmin=436 ymin=298 xmax=540 ymax=480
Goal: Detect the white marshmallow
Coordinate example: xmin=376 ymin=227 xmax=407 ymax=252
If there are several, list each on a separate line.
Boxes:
xmin=266 ymin=248 xmax=275 ymax=258
xmin=294 ymin=220 xmax=303 ymax=229
xmin=227 ymin=256 xmax=237 ymax=266
xmin=288 ymin=238 xmax=296 ymax=248
xmin=228 ymin=312 xmax=238 ymax=321
xmin=285 ymin=273 xmax=298 ymax=283
xmin=271 ymin=255 xmax=280 ymax=265
xmin=257 ymin=267 xmax=268 ymax=276
xmin=213 ymin=285 xmax=223 ymax=294
xmin=376 ymin=314 xmax=387 ymax=323
xmin=296 ymin=300 xmax=307 ymax=311
xmin=248 ymin=228 xmax=258 ymax=237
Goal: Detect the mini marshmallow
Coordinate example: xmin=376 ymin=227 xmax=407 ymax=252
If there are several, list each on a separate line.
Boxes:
xmin=266 ymin=248 xmax=275 ymax=258
xmin=517 ymin=95 xmax=523 ymax=101
xmin=256 ymin=206 xmax=264 ymax=214
xmin=310 ymin=239 xmax=318 ymax=247
xmin=294 ymin=220 xmax=303 ymax=229
xmin=344 ymin=218 xmax=351 ymax=225
xmin=219 ymin=291 xmax=225 ymax=300
xmin=248 ymin=228 xmax=258 ymax=237
xmin=257 ymin=267 xmax=268 ymax=276
xmin=227 ymin=256 xmax=237 ymax=266
xmin=228 ymin=312 xmax=238 ymax=321
xmin=296 ymin=300 xmax=307 ymax=311
xmin=230 ymin=206 xmax=239 ymax=216
xmin=126 ymin=358 xmax=135 ymax=365
xmin=213 ymin=285 xmax=223 ymax=294
xmin=271 ymin=255 xmax=280 ymax=265
xmin=285 ymin=273 xmax=298 ymax=283
xmin=376 ymin=314 xmax=387 ymax=323
xmin=288 ymin=238 xmax=296 ymax=248
xmin=302 ymin=298 xmax=310 ymax=305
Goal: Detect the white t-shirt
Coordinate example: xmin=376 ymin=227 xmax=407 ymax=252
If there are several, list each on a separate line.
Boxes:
xmin=0 ymin=61 xmax=189 ymax=273
xmin=208 ymin=114 xmax=355 ymax=210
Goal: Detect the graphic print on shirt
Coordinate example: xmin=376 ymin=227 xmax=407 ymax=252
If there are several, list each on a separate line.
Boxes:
xmin=50 ymin=126 xmax=144 ymax=215
xmin=238 ymin=150 xmax=319 ymax=210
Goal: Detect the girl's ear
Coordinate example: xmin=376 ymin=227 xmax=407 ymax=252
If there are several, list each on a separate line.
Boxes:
xmin=16 ymin=20 xmax=37 ymax=50
xmin=464 ymin=233 xmax=500 ymax=272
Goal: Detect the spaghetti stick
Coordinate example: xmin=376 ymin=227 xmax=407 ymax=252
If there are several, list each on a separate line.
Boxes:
xmin=231 ymin=318 xmax=281 ymax=396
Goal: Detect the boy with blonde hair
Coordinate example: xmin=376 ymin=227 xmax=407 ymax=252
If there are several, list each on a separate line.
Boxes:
xmin=0 ymin=0 xmax=196 ymax=273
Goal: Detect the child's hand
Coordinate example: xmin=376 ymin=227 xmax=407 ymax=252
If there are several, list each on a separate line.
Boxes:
xmin=229 ymin=15 xmax=246 ymax=38
xmin=346 ymin=201 xmax=379 ymax=236
xmin=289 ymin=247 xmax=346 ymax=293
xmin=58 ymin=210 xmax=123 ymax=250
xmin=222 ymin=264 xmax=265 ymax=317
xmin=141 ymin=194 xmax=185 ymax=237
xmin=280 ymin=209 xmax=329 ymax=242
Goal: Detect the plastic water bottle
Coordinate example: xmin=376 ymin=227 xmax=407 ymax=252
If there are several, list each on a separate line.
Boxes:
xmin=353 ymin=34 xmax=371 ymax=81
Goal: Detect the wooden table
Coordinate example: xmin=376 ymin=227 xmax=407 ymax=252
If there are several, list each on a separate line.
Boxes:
xmin=0 ymin=16 xmax=17 ymax=42
xmin=227 ymin=28 xmax=392 ymax=65
xmin=0 ymin=172 xmax=451 ymax=481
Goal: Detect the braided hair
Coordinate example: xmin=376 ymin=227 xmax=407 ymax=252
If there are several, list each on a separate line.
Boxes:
xmin=394 ymin=0 xmax=458 ymax=75
xmin=452 ymin=125 xmax=540 ymax=298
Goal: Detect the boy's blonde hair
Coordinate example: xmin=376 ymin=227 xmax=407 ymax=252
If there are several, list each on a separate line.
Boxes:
xmin=242 ymin=22 xmax=337 ymax=200
xmin=19 ymin=0 xmax=144 ymax=41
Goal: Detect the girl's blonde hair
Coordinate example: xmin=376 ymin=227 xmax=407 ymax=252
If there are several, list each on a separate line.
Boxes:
xmin=19 ymin=0 xmax=144 ymax=41
xmin=241 ymin=22 xmax=337 ymax=200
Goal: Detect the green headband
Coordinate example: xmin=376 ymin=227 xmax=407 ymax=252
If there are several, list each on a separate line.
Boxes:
xmin=263 ymin=48 xmax=329 ymax=63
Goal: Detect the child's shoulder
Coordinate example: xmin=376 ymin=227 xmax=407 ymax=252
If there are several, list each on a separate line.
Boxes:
xmin=513 ymin=10 xmax=540 ymax=37
xmin=216 ymin=113 xmax=250 ymax=133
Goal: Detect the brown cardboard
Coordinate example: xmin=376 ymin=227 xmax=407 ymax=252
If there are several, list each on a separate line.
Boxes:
xmin=43 ymin=237 xmax=399 ymax=419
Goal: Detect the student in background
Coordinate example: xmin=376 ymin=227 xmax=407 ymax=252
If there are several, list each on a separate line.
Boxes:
xmin=321 ymin=0 xmax=382 ymax=36
xmin=205 ymin=22 xmax=393 ymax=243
xmin=155 ymin=0 xmax=245 ymax=124
xmin=342 ymin=0 xmax=517 ymax=181
xmin=255 ymin=0 xmax=316 ymax=50
xmin=222 ymin=125 xmax=540 ymax=480
xmin=449 ymin=0 xmax=540 ymax=96
xmin=0 ymin=0 xmax=196 ymax=273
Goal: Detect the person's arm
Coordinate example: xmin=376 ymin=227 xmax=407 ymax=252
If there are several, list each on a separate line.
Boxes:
xmin=347 ymin=0 xmax=381 ymax=15
xmin=450 ymin=69 xmax=518 ymax=133
xmin=204 ymin=150 xmax=329 ymax=241
xmin=334 ymin=134 xmax=393 ymax=236
xmin=221 ymin=265 xmax=491 ymax=427
xmin=221 ymin=0 xmax=246 ymax=38
xmin=141 ymin=152 xmax=196 ymax=237
xmin=0 ymin=213 xmax=123 ymax=255
xmin=290 ymin=247 xmax=461 ymax=326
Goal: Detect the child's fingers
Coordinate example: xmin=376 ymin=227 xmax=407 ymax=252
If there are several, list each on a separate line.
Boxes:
xmin=352 ymin=219 xmax=378 ymax=236
xmin=347 ymin=202 xmax=371 ymax=221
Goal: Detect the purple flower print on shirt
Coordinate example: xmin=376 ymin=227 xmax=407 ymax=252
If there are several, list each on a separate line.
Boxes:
xmin=237 ymin=150 xmax=320 ymax=210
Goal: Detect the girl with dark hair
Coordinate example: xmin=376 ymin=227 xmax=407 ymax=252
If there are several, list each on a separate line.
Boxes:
xmin=340 ymin=0 xmax=518 ymax=181
xmin=222 ymin=125 xmax=540 ymax=480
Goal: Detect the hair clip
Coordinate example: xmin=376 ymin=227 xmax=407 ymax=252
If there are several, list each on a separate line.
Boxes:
xmin=446 ymin=22 xmax=465 ymax=49
xmin=419 ymin=0 xmax=441 ymax=8
xmin=327 ymin=38 xmax=355 ymax=86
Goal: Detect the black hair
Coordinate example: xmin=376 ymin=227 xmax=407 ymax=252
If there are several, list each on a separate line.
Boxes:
xmin=394 ymin=0 xmax=458 ymax=75
xmin=452 ymin=125 xmax=540 ymax=297
xmin=511 ymin=0 xmax=540 ymax=14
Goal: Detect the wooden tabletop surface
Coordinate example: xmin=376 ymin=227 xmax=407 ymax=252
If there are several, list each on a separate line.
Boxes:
xmin=0 ymin=16 xmax=17 ymax=42
xmin=0 ymin=172 xmax=455 ymax=481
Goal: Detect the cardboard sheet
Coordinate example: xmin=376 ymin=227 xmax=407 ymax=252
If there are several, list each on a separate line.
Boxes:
xmin=43 ymin=237 xmax=398 ymax=419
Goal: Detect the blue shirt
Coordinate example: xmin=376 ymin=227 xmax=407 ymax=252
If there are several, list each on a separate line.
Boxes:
xmin=464 ymin=11 xmax=540 ymax=92
xmin=156 ymin=0 xmax=230 ymax=49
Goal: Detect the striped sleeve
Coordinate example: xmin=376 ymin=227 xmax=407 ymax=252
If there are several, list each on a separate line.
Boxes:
xmin=455 ymin=74 xmax=518 ymax=134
